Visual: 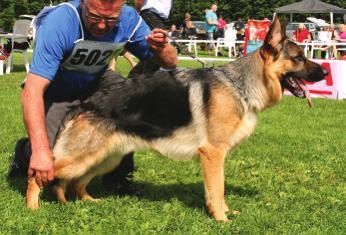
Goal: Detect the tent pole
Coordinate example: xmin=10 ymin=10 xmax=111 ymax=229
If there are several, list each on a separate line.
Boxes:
xmin=290 ymin=13 xmax=293 ymax=22
xmin=330 ymin=12 xmax=333 ymax=24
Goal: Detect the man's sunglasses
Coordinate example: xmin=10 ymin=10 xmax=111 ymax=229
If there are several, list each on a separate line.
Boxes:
xmin=84 ymin=6 xmax=119 ymax=24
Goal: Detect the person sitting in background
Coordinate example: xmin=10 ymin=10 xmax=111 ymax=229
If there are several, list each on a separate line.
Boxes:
xmin=168 ymin=24 xmax=180 ymax=38
xmin=184 ymin=13 xmax=197 ymax=38
xmin=217 ymin=15 xmax=227 ymax=38
xmin=234 ymin=17 xmax=245 ymax=40
xmin=318 ymin=25 xmax=332 ymax=42
xmin=337 ymin=24 xmax=346 ymax=40
xmin=293 ymin=23 xmax=311 ymax=43
xmin=336 ymin=24 xmax=346 ymax=59
xmin=185 ymin=13 xmax=194 ymax=29
xmin=316 ymin=24 xmax=338 ymax=59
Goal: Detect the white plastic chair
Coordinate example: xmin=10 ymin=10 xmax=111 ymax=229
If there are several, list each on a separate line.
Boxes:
xmin=6 ymin=19 xmax=31 ymax=73
xmin=187 ymin=36 xmax=198 ymax=57
xmin=310 ymin=31 xmax=333 ymax=59
xmin=215 ymin=29 xmax=237 ymax=57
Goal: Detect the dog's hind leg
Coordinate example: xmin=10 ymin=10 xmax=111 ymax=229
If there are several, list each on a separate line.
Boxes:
xmin=53 ymin=180 xmax=68 ymax=203
xmin=198 ymin=145 xmax=228 ymax=221
xmin=73 ymin=153 xmax=125 ymax=202
xmin=26 ymin=177 xmax=41 ymax=209
xmin=73 ymin=173 xmax=100 ymax=202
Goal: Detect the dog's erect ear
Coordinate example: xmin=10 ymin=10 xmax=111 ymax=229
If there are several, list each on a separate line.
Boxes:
xmin=263 ymin=16 xmax=286 ymax=52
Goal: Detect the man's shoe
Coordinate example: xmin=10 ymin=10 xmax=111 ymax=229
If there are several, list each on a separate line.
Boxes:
xmin=102 ymin=152 xmax=137 ymax=195
xmin=103 ymin=176 xmax=141 ymax=196
xmin=7 ymin=138 xmax=31 ymax=178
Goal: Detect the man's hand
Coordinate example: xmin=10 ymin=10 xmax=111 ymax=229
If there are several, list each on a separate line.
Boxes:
xmin=28 ymin=150 xmax=54 ymax=189
xmin=146 ymin=28 xmax=177 ymax=69
xmin=146 ymin=28 xmax=169 ymax=52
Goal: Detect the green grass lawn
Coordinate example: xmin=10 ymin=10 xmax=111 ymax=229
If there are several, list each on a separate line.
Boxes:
xmin=0 ymin=53 xmax=345 ymax=234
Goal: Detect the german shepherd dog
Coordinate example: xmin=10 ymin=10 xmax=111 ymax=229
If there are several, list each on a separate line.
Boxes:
xmin=26 ymin=17 xmax=327 ymax=221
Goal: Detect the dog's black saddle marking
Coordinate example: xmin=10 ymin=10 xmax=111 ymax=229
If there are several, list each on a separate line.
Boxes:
xmin=81 ymin=71 xmax=192 ymax=140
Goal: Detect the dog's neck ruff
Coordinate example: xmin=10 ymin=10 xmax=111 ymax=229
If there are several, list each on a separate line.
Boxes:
xmin=219 ymin=53 xmax=269 ymax=112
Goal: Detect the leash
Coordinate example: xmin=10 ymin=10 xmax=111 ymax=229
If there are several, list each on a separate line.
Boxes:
xmin=168 ymin=34 xmax=213 ymax=69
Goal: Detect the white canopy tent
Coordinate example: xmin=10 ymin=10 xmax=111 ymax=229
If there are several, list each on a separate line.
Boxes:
xmin=274 ymin=0 xmax=346 ymax=24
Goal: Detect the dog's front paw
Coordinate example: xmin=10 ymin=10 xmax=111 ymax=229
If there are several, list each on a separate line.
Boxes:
xmin=26 ymin=177 xmax=41 ymax=209
xmin=207 ymin=203 xmax=229 ymax=222
xmin=222 ymin=200 xmax=229 ymax=213
xmin=231 ymin=210 xmax=241 ymax=215
xmin=214 ymin=213 xmax=229 ymax=222
xmin=27 ymin=198 xmax=40 ymax=209
xmin=81 ymin=194 xmax=101 ymax=203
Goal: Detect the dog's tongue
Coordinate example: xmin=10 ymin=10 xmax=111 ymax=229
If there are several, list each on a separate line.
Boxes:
xmin=297 ymin=80 xmax=312 ymax=108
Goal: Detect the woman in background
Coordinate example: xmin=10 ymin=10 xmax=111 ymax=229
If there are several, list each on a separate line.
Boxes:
xmin=293 ymin=23 xmax=311 ymax=43
xmin=184 ymin=13 xmax=197 ymax=38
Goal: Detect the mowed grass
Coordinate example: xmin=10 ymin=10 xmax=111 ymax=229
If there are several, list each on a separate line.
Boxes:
xmin=0 ymin=53 xmax=345 ymax=234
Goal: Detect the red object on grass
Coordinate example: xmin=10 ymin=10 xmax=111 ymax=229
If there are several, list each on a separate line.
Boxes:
xmin=0 ymin=45 xmax=10 ymax=60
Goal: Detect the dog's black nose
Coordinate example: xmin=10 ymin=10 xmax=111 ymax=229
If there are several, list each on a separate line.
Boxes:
xmin=322 ymin=68 xmax=328 ymax=76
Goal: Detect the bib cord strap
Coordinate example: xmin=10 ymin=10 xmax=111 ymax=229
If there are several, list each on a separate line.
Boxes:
xmin=128 ymin=16 xmax=143 ymax=43
xmin=62 ymin=2 xmax=85 ymax=42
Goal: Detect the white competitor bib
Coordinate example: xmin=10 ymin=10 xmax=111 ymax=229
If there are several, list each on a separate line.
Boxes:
xmin=61 ymin=40 xmax=126 ymax=74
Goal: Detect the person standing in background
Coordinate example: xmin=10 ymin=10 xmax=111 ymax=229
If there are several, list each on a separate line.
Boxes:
xmin=135 ymin=0 xmax=172 ymax=30
xmin=130 ymin=0 xmax=173 ymax=77
xmin=205 ymin=4 xmax=218 ymax=53
xmin=217 ymin=15 xmax=227 ymax=38
xmin=108 ymin=51 xmax=137 ymax=72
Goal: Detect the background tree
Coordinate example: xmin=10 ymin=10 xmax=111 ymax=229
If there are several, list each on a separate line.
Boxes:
xmin=0 ymin=0 xmax=64 ymax=31
xmin=1 ymin=0 xmax=345 ymax=32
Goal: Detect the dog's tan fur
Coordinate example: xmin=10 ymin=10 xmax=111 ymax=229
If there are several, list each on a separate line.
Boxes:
xmin=26 ymin=17 xmax=326 ymax=221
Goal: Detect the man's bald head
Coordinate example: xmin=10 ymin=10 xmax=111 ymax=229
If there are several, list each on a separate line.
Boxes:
xmin=211 ymin=4 xmax=217 ymax=12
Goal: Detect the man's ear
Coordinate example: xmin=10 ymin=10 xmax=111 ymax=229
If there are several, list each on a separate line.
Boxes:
xmin=263 ymin=15 xmax=286 ymax=51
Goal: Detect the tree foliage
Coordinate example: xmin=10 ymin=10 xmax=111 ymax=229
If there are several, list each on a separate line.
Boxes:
xmin=1 ymin=0 xmax=345 ymax=31
xmin=0 ymin=0 xmax=64 ymax=31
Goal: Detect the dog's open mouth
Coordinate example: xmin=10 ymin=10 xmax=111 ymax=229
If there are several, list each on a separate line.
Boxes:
xmin=281 ymin=76 xmax=312 ymax=108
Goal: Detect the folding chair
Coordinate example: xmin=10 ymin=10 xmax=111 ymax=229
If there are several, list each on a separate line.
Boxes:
xmin=6 ymin=19 xmax=32 ymax=73
xmin=187 ymin=36 xmax=198 ymax=57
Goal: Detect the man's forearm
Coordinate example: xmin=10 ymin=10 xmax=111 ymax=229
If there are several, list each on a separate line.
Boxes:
xmin=153 ymin=44 xmax=177 ymax=69
xmin=207 ymin=19 xmax=218 ymax=26
xmin=21 ymin=75 xmax=51 ymax=155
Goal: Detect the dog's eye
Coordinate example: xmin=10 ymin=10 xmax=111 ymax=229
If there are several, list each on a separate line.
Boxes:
xmin=294 ymin=56 xmax=305 ymax=62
